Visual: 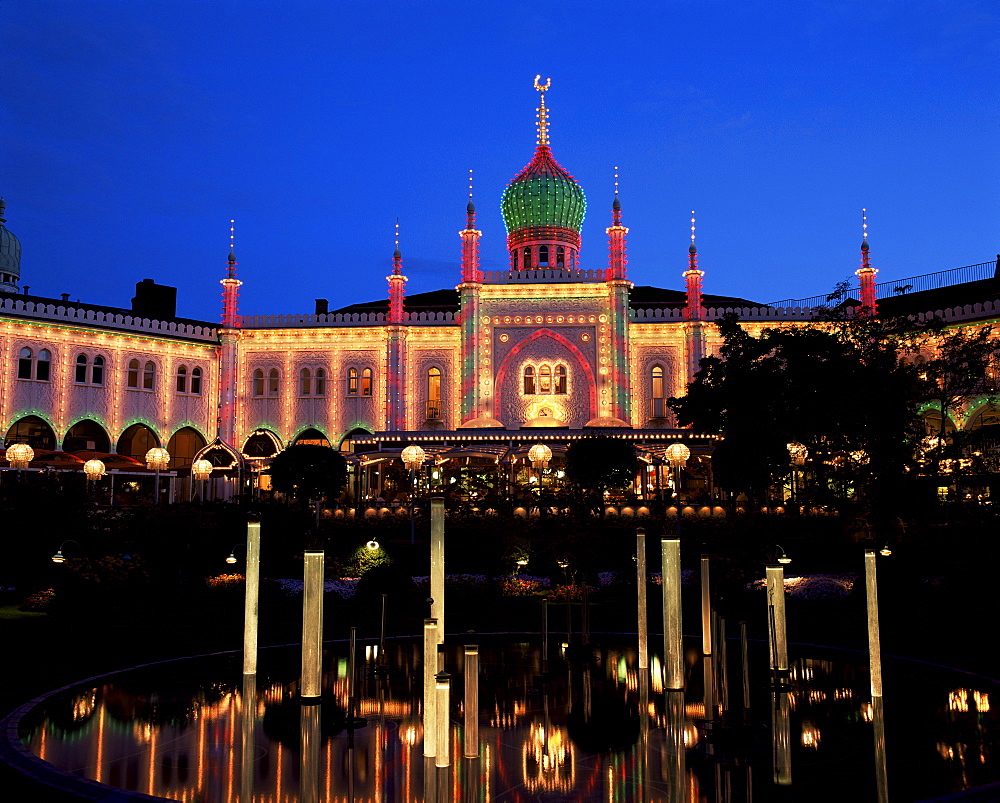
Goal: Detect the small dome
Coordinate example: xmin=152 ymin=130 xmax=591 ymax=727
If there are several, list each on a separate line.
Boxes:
xmin=501 ymin=146 xmax=586 ymax=236
xmin=0 ymin=199 xmax=22 ymax=287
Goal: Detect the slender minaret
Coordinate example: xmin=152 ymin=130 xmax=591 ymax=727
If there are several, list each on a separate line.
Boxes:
xmin=684 ymin=213 xmax=707 ymax=383
xmin=386 ymin=221 xmax=408 ymax=431
xmin=606 ymin=168 xmax=628 ymax=281
xmin=219 ymin=221 xmax=242 ymax=442
xmin=605 ymin=168 xmax=633 ymax=423
xmin=684 ymin=212 xmax=705 ymax=320
xmin=459 ymin=171 xmax=484 ymax=422
xmin=856 ymin=209 xmax=878 ymax=315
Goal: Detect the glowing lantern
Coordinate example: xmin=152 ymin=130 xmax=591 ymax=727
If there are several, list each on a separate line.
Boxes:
xmin=528 ymin=443 xmax=552 ymax=469
xmin=83 ymin=459 xmax=106 ymax=481
xmin=665 ymin=443 xmax=690 ymax=468
xmin=401 ymin=444 xmax=426 ymax=471
xmin=5 ymin=443 xmax=34 ymax=469
xmin=145 ymin=447 xmax=170 ymax=470
xmin=191 ymin=459 xmax=213 ymax=481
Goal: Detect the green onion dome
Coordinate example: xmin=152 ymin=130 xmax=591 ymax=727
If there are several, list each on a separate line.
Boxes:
xmin=501 ymin=145 xmax=587 ymax=244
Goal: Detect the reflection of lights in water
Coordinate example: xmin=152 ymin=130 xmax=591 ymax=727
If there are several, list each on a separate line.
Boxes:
xmin=807 ymin=690 xmax=827 ymax=704
xmin=490 ymin=701 xmax=526 ymax=728
xmin=861 ymin=702 xmax=873 ymax=722
xmin=682 ymin=723 xmax=700 ymax=747
xmin=801 ymin=720 xmax=821 ymax=749
xmin=949 ymin=688 xmax=991 ymax=714
xmin=72 ymin=691 xmax=96 ymax=722
xmin=365 ymin=644 xmax=379 ymax=661
xmin=651 ymin=655 xmax=664 ymax=694
xmin=834 ymin=687 xmax=853 ymax=701
xmin=399 ymin=717 xmax=420 ymax=746
xmin=685 ymin=702 xmax=705 ymax=719
xmin=522 ymin=722 xmax=575 ymax=792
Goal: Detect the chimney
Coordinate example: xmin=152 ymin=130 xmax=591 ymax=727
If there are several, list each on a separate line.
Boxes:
xmin=61 ymin=293 xmax=70 ymax=302
xmin=315 ymin=299 xmax=328 ymax=315
xmin=131 ymin=278 xmax=177 ymax=319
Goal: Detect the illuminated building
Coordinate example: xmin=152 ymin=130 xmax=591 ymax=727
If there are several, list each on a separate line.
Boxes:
xmin=1 ymin=80 xmax=997 ymax=497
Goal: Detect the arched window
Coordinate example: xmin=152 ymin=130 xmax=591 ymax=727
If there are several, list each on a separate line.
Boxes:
xmin=523 ymin=366 xmax=536 ymax=395
xmin=176 ymin=365 xmax=188 ymax=393
xmin=348 ymin=367 xmax=358 ymax=395
xmin=538 ymin=245 xmax=549 ymax=266
xmin=522 ymin=246 xmax=532 ymax=269
xmin=512 ymin=250 xmax=519 ymax=269
xmin=539 ymin=364 xmax=552 ymax=394
xmin=267 ymin=369 xmax=279 ymax=397
xmin=300 ymin=367 xmax=312 ymax=396
xmin=127 ymin=359 xmax=140 ymax=388
xmin=651 ymin=364 xmax=666 ymax=418
xmin=555 ymin=364 xmax=567 ymax=394
xmin=556 ymin=246 xmax=565 ymax=267
xmin=17 ymin=348 xmax=33 ymax=380
xmin=190 ymin=366 xmax=201 ymax=395
xmin=361 ymin=367 xmax=373 ymax=396
xmin=92 ymin=356 xmax=105 ymax=386
xmin=75 ymin=354 xmax=89 ymax=383
xmin=314 ymin=368 xmax=326 ymax=397
xmin=142 ymin=361 xmax=155 ymax=390
xmin=36 ymin=350 xmax=51 ymax=382
xmin=427 ymin=367 xmax=442 ymax=419
xmin=253 ymin=369 xmax=265 ymax=397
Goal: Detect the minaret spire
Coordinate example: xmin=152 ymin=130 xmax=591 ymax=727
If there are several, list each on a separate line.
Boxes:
xmin=220 ymin=219 xmax=242 ymax=328
xmin=606 ymin=166 xmax=628 ymax=280
xmin=460 ymin=169 xmax=481 ymax=282
xmin=534 ymin=75 xmax=551 ymax=147
xmin=684 ymin=211 xmax=705 ymax=320
xmin=387 ymin=218 xmax=406 ymax=324
xmin=856 ymin=207 xmax=878 ymax=315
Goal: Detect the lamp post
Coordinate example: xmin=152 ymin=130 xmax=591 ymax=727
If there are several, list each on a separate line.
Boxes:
xmin=145 ymin=447 xmax=170 ymax=505
xmin=401 ymin=444 xmax=427 ymax=545
xmin=191 ymin=458 xmax=213 ymax=502
xmin=528 ymin=443 xmax=551 ymax=514
xmin=83 ymin=459 xmax=105 ymax=501
xmin=665 ymin=443 xmax=690 ymax=510
xmin=51 ymin=539 xmax=82 ymax=563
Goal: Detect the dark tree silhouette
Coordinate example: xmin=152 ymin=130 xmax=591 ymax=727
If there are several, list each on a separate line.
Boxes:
xmin=268 ymin=444 xmax=348 ymax=505
xmin=564 ymin=437 xmax=638 ymax=514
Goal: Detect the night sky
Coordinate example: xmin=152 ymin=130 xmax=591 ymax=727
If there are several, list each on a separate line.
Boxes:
xmin=2 ymin=1 xmax=997 ymax=323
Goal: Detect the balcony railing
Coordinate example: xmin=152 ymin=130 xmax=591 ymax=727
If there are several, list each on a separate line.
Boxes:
xmin=425 ymin=402 xmax=442 ymax=421
xmin=767 ymin=260 xmax=998 ymax=308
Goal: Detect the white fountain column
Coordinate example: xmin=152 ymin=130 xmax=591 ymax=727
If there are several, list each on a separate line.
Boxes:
xmin=661 ymin=538 xmax=684 ymax=690
xmin=431 ymin=498 xmax=445 ymax=645
xmin=244 ymin=521 xmax=260 ymax=675
xmin=300 ymin=550 xmax=324 ymax=699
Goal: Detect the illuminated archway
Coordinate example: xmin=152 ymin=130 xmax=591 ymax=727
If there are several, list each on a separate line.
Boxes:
xmin=293 ymin=428 xmax=331 ymax=448
xmin=167 ymin=427 xmax=208 ymax=470
xmin=494 ymin=328 xmax=597 ymax=421
xmin=242 ymin=429 xmax=282 ymax=458
xmin=63 ymin=419 xmax=111 ymax=453
xmin=118 ymin=423 xmax=160 ymax=461
xmin=4 ymin=415 xmax=57 ymax=450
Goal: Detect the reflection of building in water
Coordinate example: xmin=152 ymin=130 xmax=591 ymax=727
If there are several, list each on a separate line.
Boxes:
xmin=523 ymin=722 xmax=575 ymax=792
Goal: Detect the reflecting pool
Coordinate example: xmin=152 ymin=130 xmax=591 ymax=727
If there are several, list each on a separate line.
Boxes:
xmin=11 ymin=638 xmax=1000 ymax=801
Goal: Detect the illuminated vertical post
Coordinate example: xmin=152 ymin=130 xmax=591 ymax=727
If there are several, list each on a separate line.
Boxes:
xmin=766 ymin=565 xmax=788 ymax=679
xmin=636 ymin=528 xmax=648 ymax=671
xmin=431 ymin=497 xmax=445 ymax=645
xmin=435 ymin=672 xmax=451 ymax=768
xmin=243 ymin=521 xmax=260 ymax=675
xmin=240 ymin=673 xmax=256 ymax=803
xmin=661 ymin=538 xmax=684 ymax=690
xmin=300 ymin=700 xmax=321 ymax=803
xmin=423 ymin=618 xmax=438 ymax=757
xmin=865 ymin=550 xmax=883 ymax=698
xmin=700 ymin=555 xmax=711 ymax=656
xmin=300 ymin=550 xmax=324 ymax=699
xmin=464 ymin=645 xmax=479 ymax=758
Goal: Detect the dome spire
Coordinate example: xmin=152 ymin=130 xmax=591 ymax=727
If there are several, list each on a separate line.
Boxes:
xmin=856 ymin=207 xmax=878 ymax=315
xmin=534 ymin=75 xmax=551 ymax=147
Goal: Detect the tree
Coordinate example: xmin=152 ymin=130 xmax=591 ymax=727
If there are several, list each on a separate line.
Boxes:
xmin=669 ymin=312 xmax=927 ymax=529
xmin=564 ymin=437 xmax=639 ymax=514
xmin=268 ymin=444 xmax=348 ymax=506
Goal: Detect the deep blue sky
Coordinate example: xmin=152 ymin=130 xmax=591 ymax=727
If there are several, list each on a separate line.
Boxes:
xmin=2 ymin=1 xmax=997 ymax=322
